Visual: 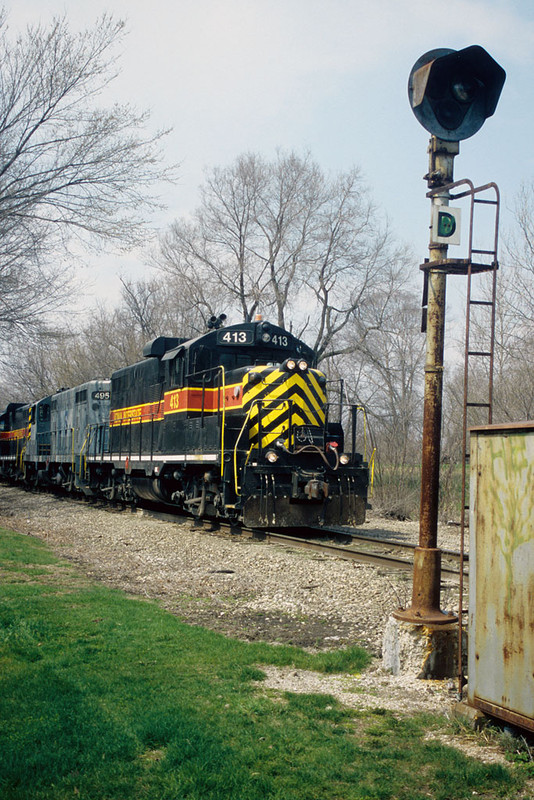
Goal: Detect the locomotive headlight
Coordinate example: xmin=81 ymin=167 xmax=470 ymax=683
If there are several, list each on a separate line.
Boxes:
xmin=284 ymin=358 xmax=296 ymax=371
xmin=339 ymin=454 xmax=350 ymax=465
xmin=265 ymin=450 xmax=279 ymax=463
xmin=260 ymin=322 xmax=271 ymax=343
xmin=297 ymin=359 xmax=308 ymax=372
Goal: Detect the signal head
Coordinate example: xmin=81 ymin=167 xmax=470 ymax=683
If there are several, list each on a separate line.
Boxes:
xmin=408 ymin=45 xmax=505 ymax=141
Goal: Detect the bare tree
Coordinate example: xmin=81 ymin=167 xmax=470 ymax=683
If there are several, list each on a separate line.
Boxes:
xmin=490 ymin=270 xmax=534 ymax=422
xmin=0 ymin=11 xmax=174 ymax=345
xmin=0 ymin=275 xmax=203 ymax=401
xmin=155 ymin=151 xmax=413 ymax=358
xmin=330 ymin=289 xmax=425 ymax=517
xmin=156 ymin=153 xmax=274 ymax=326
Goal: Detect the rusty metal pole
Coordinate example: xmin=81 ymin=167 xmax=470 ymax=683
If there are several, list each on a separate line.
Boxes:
xmin=394 ymin=136 xmax=459 ymax=625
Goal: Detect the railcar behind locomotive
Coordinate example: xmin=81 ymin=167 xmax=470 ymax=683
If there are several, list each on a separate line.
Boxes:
xmin=0 ymin=318 xmax=369 ymax=528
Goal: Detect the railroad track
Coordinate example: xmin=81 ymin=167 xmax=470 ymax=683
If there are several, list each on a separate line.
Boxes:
xmin=136 ymin=506 xmax=467 ymax=580
xmin=246 ymin=529 xmax=467 ymax=579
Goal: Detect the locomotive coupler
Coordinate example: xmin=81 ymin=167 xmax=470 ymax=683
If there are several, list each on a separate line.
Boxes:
xmin=303 ymin=477 xmax=329 ymax=500
xmin=291 ymin=470 xmax=329 ymax=501
xmin=304 ymin=478 xmax=329 ymax=500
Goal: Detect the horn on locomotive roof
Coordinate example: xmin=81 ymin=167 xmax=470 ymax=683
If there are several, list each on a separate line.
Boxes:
xmin=207 ymin=313 xmax=227 ymax=330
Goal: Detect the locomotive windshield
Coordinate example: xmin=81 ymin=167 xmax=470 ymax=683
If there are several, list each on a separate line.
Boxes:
xmin=218 ymin=351 xmax=290 ymax=372
xmin=187 ymin=350 xmax=294 ymax=384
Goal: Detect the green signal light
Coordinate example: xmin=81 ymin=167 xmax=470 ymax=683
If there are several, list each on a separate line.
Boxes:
xmin=437 ymin=211 xmax=456 ymax=237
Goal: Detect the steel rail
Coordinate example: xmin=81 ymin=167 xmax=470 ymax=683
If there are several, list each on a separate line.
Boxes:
xmin=240 ymin=528 xmax=466 ymax=579
xmin=318 ymin=529 xmax=467 ymax=564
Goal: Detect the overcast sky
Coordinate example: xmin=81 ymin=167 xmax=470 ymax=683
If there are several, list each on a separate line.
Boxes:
xmin=6 ymin=0 xmax=534 ymax=307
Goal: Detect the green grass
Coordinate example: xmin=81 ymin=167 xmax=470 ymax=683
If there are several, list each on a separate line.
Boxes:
xmin=0 ymin=526 xmax=527 ymax=800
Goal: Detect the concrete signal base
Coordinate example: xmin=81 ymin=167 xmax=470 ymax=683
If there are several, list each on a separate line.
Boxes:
xmin=382 ymin=615 xmax=465 ymax=679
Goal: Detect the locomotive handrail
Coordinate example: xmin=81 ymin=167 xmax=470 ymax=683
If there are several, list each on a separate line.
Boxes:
xmin=360 ymin=405 xmax=370 ymax=462
xmin=79 ymin=428 xmax=89 ymax=482
xmin=329 ymin=400 xmax=375 ymax=494
xmin=249 ymin=398 xmax=292 ymax=453
xmin=81 ymin=424 xmax=103 ymax=481
xmin=233 ymin=404 xmax=256 ymax=495
xmin=218 ymin=366 xmax=226 ymax=478
xmin=368 ymin=447 xmax=376 ymax=497
xmin=326 ymin=402 xmax=371 ymax=460
xmin=70 ymin=427 xmax=75 ymax=481
xmin=17 ymin=436 xmax=26 ymax=474
xmin=84 ymin=422 xmax=111 ymax=462
xmin=177 ymin=363 xmax=226 ymax=473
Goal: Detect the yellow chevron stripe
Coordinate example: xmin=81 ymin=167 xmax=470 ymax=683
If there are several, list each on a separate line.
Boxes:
xmin=244 ymin=371 xmax=286 ymax=404
xmin=305 ymin=371 xmax=327 ymax=410
xmin=249 ymin=393 xmax=322 ymax=436
xmin=249 ymin=376 xmax=294 ymax=407
xmin=244 ymin=369 xmax=327 ymax=425
xmin=249 ymin=408 xmax=312 ymax=443
xmin=249 ymin=403 xmax=290 ymax=439
xmin=259 ymin=429 xmax=288 ymax=449
xmin=290 ymin=375 xmax=324 ymax=420
xmin=250 ymin=399 xmax=315 ymax=431
xmin=247 ymin=373 xmax=324 ymax=420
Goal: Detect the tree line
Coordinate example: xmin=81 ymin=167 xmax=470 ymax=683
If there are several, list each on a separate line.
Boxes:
xmin=0 ymin=12 xmax=532 ymax=520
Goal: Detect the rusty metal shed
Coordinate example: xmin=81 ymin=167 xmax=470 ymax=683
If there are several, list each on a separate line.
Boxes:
xmin=468 ymin=421 xmax=534 ymax=732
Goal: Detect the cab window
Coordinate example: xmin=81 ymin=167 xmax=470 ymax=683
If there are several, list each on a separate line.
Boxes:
xmin=171 ymin=354 xmax=184 ymax=388
xmin=189 ymin=346 xmax=214 ymax=385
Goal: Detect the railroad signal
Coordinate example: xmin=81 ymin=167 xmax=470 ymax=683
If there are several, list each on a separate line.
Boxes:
xmin=408 ymin=45 xmax=506 ymax=141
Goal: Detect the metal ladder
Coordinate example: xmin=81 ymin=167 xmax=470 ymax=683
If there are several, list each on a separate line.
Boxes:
xmin=443 ymin=179 xmax=500 ymax=695
xmin=450 ymin=181 xmax=500 ymax=536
